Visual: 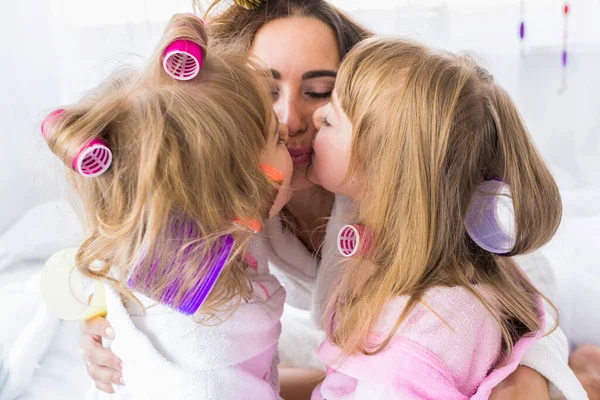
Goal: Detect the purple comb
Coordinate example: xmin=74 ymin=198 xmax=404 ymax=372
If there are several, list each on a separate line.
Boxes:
xmin=464 ymin=180 xmax=516 ymax=254
xmin=127 ymin=217 xmax=234 ymax=315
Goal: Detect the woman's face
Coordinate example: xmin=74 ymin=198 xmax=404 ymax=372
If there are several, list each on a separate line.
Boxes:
xmin=250 ymin=16 xmax=340 ymax=190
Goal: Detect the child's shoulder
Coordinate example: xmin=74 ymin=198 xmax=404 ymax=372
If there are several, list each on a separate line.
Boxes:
xmin=375 ymin=286 xmax=499 ymax=337
xmin=375 ymin=286 xmax=503 ymax=394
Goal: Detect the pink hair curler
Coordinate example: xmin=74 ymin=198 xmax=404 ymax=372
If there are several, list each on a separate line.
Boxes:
xmin=337 ymin=224 xmax=372 ymax=257
xmin=162 ymin=40 xmax=204 ymax=81
xmin=41 ymin=108 xmax=65 ymax=140
xmin=464 ymin=179 xmax=516 ymax=254
xmin=71 ymin=138 xmax=113 ymax=178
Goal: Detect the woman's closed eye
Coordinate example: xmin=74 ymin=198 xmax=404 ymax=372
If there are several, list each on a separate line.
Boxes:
xmin=306 ymin=91 xmax=332 ymax=99
xmin=271 ymin=89 xmax=280 ymax=101
xmin=304 ymin=80 xmax=334 ymax=100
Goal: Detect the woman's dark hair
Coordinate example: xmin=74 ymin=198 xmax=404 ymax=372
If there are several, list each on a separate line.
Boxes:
xmin=202 ymin=0 xmax=373 ymax=59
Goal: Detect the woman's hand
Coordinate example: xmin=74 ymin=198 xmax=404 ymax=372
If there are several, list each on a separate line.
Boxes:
xmin=570 ymin=344 xmax=600 ymax=400
xmin=279 ymin=366 xmax=325 ymax=400
xmin=489 ymin=366 xmax=550 ymax=400
xmin=79 ymin=316 xmax=123 ymax=393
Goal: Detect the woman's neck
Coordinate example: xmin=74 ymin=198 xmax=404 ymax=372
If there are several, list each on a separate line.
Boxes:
xmin=284 ymin=185 xmax=335 ymax=256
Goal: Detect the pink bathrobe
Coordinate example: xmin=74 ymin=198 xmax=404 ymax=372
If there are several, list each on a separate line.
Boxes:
xmin=312 ymin=287 xmax=544 ymax=400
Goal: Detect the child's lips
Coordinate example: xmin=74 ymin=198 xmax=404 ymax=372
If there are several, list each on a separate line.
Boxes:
xmin=288 ymin=147 xmax=313 ymax=165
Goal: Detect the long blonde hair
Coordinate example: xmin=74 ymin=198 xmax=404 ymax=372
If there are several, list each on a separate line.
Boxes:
xmin=326 ymin=37 xmax=562 ymax=357
xmin=44 ymin=14 xmax=278 ymax=315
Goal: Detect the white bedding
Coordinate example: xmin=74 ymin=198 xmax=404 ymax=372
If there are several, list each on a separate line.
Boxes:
xmin=0 ymin=268 xmax=90 ymax=400
xmin=0 ymin=202 xmax=91 ymax=399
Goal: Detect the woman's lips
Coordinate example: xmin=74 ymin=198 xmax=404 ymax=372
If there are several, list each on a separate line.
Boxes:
xmin=288 ymin=147 xmax=313 ymax=165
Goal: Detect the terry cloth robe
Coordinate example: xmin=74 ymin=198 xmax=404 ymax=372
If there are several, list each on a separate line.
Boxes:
xmin=264 ymin=195 xmax=587 ymax=399
xmin=87 ymin=235 xmax=285 ymax=400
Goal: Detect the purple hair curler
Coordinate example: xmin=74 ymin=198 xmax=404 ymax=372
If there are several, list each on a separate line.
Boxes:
xmin=127 ymin=217 xmax=235 ymax=315
xmin=464 ymin=179 xmax=516 ymax=254
xmin=337 ymin=224 xmax=372 ymax=258
xmin=162 ymin=39 xmax=204 ymax=81
xmin=71 ymin=138 xmax=113 ymax=178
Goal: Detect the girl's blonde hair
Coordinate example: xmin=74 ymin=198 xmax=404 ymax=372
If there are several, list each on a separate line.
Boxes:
xmin=326 ymin=37 xmax=562 ymax=356
xmin=44 ymin=14 xmax=277 ymax=314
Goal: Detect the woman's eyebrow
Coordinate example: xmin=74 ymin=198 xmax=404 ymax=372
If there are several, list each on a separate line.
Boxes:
xmin=269 ymin=69 xmax=337 ymax=80
xmin=302 ymin=70 xmax=336 ymax=80
xmin=270 ymin=69 xmax=281 ymax=80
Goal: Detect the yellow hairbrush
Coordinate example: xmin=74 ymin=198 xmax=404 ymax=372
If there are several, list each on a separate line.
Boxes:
xmin=40 ymin=249 xmax=107 ymax=321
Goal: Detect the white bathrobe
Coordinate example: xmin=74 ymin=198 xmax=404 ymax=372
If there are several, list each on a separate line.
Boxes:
xmin=264 ymin=195 xmax=588 ymax=400
xmin=87 ymin=235 xmax=285 ymax=400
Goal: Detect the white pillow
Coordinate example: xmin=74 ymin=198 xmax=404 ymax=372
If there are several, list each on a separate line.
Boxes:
xmin=0 ymin=201 xmax=84 ymax=272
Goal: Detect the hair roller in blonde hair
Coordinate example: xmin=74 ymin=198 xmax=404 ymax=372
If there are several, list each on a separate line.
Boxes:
xmin=71 ymin=138 xmax=113 ymax=178
xmin=464 ymin=179 xmax=516 ymax=254
xmin=41 ymin=109 xmax=113 ymax=178
xmin=163 ymin=34 xmax=205 ymax=81
xmin=41 ymin=108 xmax=65 ymax=140
xmin=337 ymin=224 xmax=372 ymax=258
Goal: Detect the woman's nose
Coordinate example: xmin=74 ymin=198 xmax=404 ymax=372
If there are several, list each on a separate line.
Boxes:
xmin=274 ymin=97 xmax=307 ymax=137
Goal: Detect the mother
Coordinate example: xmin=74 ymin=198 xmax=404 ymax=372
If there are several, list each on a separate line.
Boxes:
xmin=79 ymin=0 xmax=596 ymax=398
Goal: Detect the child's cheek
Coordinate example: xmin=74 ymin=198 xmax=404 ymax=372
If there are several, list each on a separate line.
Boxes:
xmin=312 ymin=134 xmax=347 ymax=194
